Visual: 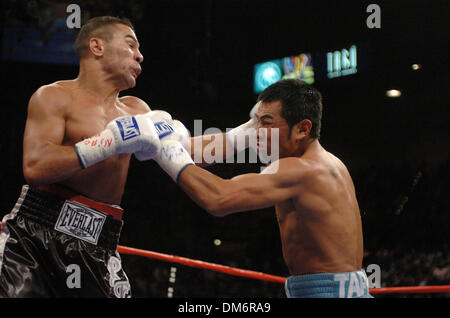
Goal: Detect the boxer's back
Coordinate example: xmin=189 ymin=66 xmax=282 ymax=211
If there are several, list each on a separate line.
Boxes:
xmin=275 ymin=145 xmax=363 ymax=275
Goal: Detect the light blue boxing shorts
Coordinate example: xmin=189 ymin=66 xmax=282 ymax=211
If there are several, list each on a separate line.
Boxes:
xmin=285 ymin=269 xmax=374 ymax=298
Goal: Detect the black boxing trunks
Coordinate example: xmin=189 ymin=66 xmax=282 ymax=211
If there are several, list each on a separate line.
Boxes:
xmin=0 ymin=184 xmax=131 ymax=298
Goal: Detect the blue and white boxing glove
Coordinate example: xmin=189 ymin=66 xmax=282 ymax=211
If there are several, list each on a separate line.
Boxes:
xmin=154 ymin=139 xmax=194 ymax=183
xmin=75 ymin=113 xmax=161 ymax=168
xmin=135 ymin=111 xmax=194 ymax=182
xmin=225 ymin=102 xmax=260 ymax=153
xmin=134 ymin=110 xmax=191 ymax=161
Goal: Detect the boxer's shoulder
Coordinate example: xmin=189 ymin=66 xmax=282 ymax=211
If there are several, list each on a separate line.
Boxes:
xmin=119 ymin=95 xmax=151 ymax=114
xmin=263 ymin=157 xmax=334 ymax=188
xmin=260 ymin=157 xmax=310 ymax=186
xmin=266 ymin=157 xmax=311 ymax=174
xmin=28 ymin=81 xmax=72 ymax=115
xmin=33 ymin=80 xmax=73 ymax=98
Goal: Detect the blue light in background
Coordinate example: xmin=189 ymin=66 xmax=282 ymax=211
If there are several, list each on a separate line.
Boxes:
xmin=253 ymin=60 xmax=282 ymax=93
xmin=2 ymin=27 xmax=79 ymax=65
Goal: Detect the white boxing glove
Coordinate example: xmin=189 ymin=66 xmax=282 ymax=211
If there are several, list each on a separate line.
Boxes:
xmin=154 ymin=139 xmax=194 ymax=183
xmin=225 ymin=102 xmax=260 ymax=153
xmin=162 ymin=119 xmax=191 ymax=150
xmin=135 ymin=110 xmax=191 ymax=161
xmin=75 ymin=113 xmax=161 ymax=168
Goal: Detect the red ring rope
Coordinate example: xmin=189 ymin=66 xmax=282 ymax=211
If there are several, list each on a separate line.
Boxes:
xmin=1 ymin=221 xmax=449 ymax=295
xmin=369 ymin=285 xmax=450 ymax=295
xmin=117 ymin=245 xmax=286 ymax=283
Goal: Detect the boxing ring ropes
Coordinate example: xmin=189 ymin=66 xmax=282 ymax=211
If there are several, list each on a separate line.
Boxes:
xmin=1 ymin=222 xmax=449 ymax=296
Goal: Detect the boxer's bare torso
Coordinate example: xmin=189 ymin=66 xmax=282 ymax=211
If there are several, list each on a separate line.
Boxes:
xmin=22 ymin=80 xmax=150 ymax=204
xmin=180 ymin=144 xmax=363 ymax=276
xmin=273 ymin=145 xmax=363 ymax=275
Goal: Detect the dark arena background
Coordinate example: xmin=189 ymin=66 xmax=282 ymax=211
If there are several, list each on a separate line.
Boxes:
xmin=0 ymin=0 xmax=449 ymax=300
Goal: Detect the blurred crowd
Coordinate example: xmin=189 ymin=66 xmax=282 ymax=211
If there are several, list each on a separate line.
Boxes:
xmin=4 ymin=0 xmax=146 ymax=29
xmin=364 ymin=247 xmax=450 ymax=298
xmin=3 ymin=0 xmax=146 ymax=46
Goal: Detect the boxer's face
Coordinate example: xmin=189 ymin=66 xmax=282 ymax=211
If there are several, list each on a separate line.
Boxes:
xmin=256 ymin=100 xmax=297 ymax=158
xmin=102 ymin=24 xmax=143 ymax=89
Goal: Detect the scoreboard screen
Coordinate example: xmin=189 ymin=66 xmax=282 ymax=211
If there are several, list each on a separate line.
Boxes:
xmin=253 ymin=44 xmax=371 ymax=94
xmin=254 ymin=53 xmax=314 ymax=94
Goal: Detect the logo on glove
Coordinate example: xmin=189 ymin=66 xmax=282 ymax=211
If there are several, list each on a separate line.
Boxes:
xmin=154 ymin=121 xmax=175 ymax=139
xmin=116 ymin=117 xmax=141 ymax=141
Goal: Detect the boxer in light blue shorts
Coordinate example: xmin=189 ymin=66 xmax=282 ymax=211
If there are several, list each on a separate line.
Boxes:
xmin=285 ymin=269 xmax=374 ymax=298
xmin=157 ymin=80 xmax=373 ymax=300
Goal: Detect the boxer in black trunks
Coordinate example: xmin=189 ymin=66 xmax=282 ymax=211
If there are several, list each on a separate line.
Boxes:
xmin=0 ymin=16 xmax=161 ymax=297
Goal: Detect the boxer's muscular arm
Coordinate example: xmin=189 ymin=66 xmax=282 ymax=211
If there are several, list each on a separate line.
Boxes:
xmin=23 ymin=85 xmax=82 ymax=185
xmin=188 ymin=102 xmax=259 ymax=167
xmin=178 ymin=158 xmax=302 ymax=216
xmin=189 ymin=133 xmax=232 ymax=167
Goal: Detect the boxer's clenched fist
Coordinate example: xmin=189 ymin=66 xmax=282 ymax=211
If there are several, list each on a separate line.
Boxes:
xmin=135 ymin=110 xmax=191 ymax=161
xmin=136 ymin=111 xmax=194 ymax=182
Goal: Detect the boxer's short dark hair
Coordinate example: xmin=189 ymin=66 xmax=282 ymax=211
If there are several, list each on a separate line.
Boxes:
xmin=257 ymin=79 xmax=323 ymax=139
xmin=75 ymin=16 xmax=134 ymax=59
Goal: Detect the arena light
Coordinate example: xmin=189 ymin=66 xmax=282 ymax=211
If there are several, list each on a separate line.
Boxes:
xmin=386 ymin=89 xmax=402 ymax=98
xmin=411 ymin=64 xmax=421 ymax=70
xmin=214 ymin=239 xmax=222 ymax=246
